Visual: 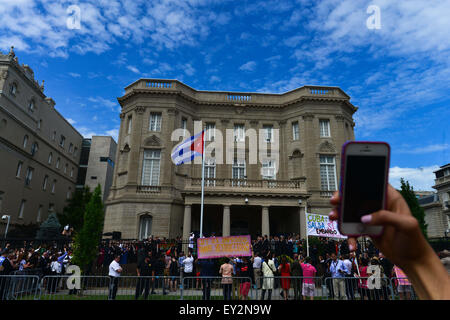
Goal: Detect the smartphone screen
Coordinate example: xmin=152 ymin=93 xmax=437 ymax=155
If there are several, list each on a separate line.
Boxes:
xmin=342 ymin=155 xmax=386 ymax=223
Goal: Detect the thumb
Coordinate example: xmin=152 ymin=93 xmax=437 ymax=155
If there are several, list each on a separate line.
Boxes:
xmin=361 ymin=210 xmax=418 ymax=231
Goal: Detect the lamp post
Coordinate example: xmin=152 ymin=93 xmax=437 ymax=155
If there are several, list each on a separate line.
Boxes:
xmin=2 ymin=215 xmax=11 ymax=239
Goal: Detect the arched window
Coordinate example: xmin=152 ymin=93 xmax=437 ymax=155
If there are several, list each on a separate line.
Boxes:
xmin=139 ymin=215 xmax=153 ymax=240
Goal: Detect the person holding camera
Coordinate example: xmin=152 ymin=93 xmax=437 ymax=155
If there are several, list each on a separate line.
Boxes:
xmin=329 ymin=252 xmax=349 ymax=300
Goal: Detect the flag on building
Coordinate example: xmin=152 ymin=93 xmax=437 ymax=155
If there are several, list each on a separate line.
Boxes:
xmin=171 ymin=131 xmax=205 ymax=165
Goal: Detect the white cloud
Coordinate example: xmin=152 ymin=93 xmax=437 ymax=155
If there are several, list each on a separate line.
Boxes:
xmin=0 ymin=0 xmax=230 ymax=56
xmin=398 ymin=144 xmax=450 ymax=155
xmin=77 ymin=126 xmax=118 ymax=142
xmin=66 ymin=118 xmax=76 ymax=125
xmin=389 ymin=165 xmax=439 ymax=191
xmin=88 ymin=96 xmax=119 ymax=112
xmin=106 ymin=128 xmax=119 ymax=142
xmin=210 ymin=75 xmax=220 ymax=83
xmin=68 ymin=72 xmax=81 ymax=78
xmin=239 ymin=61 xmax=257 ymax=72
xmin=127 ymin=65 xmax=140 ymax=74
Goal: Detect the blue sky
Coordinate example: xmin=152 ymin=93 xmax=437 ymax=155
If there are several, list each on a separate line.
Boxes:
xmin=1 ymin=0 xmax=449 ymax=190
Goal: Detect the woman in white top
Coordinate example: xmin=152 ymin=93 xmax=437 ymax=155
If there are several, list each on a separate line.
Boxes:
xmin=261 ymin=255 xmax=277 ymax=300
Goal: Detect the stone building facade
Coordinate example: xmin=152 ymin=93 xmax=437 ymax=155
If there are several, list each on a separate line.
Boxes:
xmin=103 ymin=79 xmax=357 ymax=240
xmin=84 ymin=136 xmax=117 ymax=202
xmin=419 ymin=164 xmax=450 ymax=238
xmin=0 ymin=48 xmax=83 ymax=234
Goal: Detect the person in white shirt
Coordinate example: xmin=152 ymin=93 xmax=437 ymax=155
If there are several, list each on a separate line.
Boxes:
xmin=252 ymin=252 xmax=262 ymax=289
xmin=108 ymin=255 xmax=122 ymax=300
xmin=183 ymin=252 xmax=195 ymax=289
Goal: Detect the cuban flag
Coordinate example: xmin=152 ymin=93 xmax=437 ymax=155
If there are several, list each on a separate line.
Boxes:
xmin=171 ymin=130 xmax=205 ymax=165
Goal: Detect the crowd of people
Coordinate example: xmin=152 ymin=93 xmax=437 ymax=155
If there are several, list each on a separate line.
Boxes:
xmin=1 ymin=233 xmax=449 ymax=300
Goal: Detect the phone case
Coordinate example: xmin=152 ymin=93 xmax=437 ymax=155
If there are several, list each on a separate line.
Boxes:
xmin=338 ymin=141 xmax=390 ymax=238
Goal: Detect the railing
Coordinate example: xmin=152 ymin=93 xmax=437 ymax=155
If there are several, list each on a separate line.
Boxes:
xmin=434 ymin=175 xmax=450 ymax=186
xmin=136 ymin=185 xmax=162 ymax=193
xmin=320 ymin=191 xmax=335 ymax=198
xmin=0 ymin=275 xmax=417 ymax=301
xmin=187 ymin=178 xmax=305 ymax=191
xmin=124 ymin=80 xmax=347 ymax=105
xmin=227 ymin=94 xmax=252 ymax=102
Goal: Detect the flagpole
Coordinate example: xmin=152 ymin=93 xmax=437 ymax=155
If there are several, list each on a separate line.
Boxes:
xmin=199 ymin=130 xmax=206 ymax=238
xmin=305 ymin=201 xmax=309 ymax=257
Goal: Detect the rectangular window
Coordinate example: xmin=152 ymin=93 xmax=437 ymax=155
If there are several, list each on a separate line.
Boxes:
xmin=263 ymin=125 xmax=273 ymax=142
xmin=182 ymin=118 xmax=187 ymax=137
xmin=74 ymin=147 xmax=78 ymax=157
xmin=48 ymin=153 xmax=52 ymax=164
xmin=51 ymin=180 xmax=56 ymax=194
xmin=127 ymin=116 xmax=132 ymax=134
xmin=205 ymin=123 xmax=216 ymax=141
xmin=234 ymin=124 xmax=245 ymax=142
xmin=149 ymin=113 xmax=162 ymax=131
xmin=60 ymin=135 xmax=65 ymax=147
xmin=319 ymin=120 xmax=330 ymax=137
xmin=141 ymin=150 xmax=161 ymax=186
xmin=56 ymin=158 xmax=60 ymax=169
xmin=261 ymin=160 xmax=276 ymax=180
xmin=205 ymin=158 xmax=216 ymax=186
xmin=37 ymin=205 xmax=42 ymax=223
xmin=232 ymin=159 xmax=246 ymax=186
xmin=43 ymin=175 xmax=48 ymax=190
xmin=16 ymin=161 xmax=23 ymax=178
xmin=69 ymin=143 xmax=73 ymax=153
xmin=25 ymin=167 xmax=33 ymax=185
xmin=292 ymin=122 xmax=300 ymax=140
xmin=19 ymin=200 xmax=26 ymax=219
xmin=67 ymin=189 xmax=71 ymax=199
xmin=70 ymin=167 xmax=74 ymax=177
xmin=320 ymin=156 xmax=337 ymax=191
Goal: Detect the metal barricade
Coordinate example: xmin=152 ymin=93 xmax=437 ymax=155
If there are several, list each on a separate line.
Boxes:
xmin=182 ymin=277 xmax=254 ymax=301
xmin=115 ymin=276 xmax=181 ymax=300
xmin=390 ymin=277 xmax=418 ymax=300
xmin=39 ymin=275 xmax=110 ymax=300
xmin=324 ymin=276 xmax=394 ymax=300
xmin=0 ymin=275 xmax=40 ymax=300
xmin=256 ymin=276 xmax=326 ymax=301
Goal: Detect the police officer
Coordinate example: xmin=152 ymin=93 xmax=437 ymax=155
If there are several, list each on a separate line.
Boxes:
xmin=135 ymin=253 xmax=153 ymax=300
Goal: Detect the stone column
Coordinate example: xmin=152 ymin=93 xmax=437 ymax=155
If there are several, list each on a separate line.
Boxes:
xmin=222 ymin=205 xmax=230 ymax=237
xmin=299 ymin=205 xmax=306 ymax=239
xmin=261 ymin=206 xmax=270 ymax=237
xmin=182 ymin=205 xmax=192 ymax=253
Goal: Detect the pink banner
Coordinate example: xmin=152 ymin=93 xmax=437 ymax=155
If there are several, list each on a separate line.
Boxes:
xmin=197 ymin=235 xmax=252 ymax=259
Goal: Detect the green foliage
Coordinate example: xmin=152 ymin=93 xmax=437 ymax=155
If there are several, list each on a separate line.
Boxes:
xmin=399 ymin=178 xmax=428 ymax=239
xmin=72 ymin=185 xmax=104 ymax=274
xmin=36 ymin=213 xmax=62 ymax=240
xmin=58 ymin=186 xmax=92 ymax=232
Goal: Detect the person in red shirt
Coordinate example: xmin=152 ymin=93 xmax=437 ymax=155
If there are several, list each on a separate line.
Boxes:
xmin=278 ymin=256 xmax=291 ymax=300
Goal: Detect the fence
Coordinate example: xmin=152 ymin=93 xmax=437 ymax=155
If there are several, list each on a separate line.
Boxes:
xmin=0 ymin=275 xmax=417 ymax=301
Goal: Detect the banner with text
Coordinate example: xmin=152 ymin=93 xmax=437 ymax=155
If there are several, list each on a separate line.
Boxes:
xmin=197 ymin=235 xmax=252 ymax=259
xmin=307 ymin=213 xmax=347 ymax=239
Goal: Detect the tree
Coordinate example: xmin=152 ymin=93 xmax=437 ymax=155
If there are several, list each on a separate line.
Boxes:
xmin=36 ymin=213 xmax=62 ymax=240
xmin=399 ymin=178 xmax=428 ymax=239
xmin=72 ymin=185 xmax=104 ymax=274
xmin=58 ymin=186 xmax=92 ymax=232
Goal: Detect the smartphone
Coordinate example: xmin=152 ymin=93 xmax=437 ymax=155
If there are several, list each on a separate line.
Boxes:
xmin=338 ymin=141 xmax=390 ymax=236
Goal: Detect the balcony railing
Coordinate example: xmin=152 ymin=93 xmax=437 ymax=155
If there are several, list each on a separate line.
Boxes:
xmin=136 ymin=185 xmax=162 ymax=193
xmin=435 ymin=175 xmax=450 ymax=186
xmin=123 ymin=79 xmax=347 ymax=105
xmin=186 ymin=178 xmax=306 ymax=192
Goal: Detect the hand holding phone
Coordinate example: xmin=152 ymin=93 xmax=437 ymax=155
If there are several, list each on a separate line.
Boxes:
xmin=338 ymin=141 xmax=390 ymax=236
